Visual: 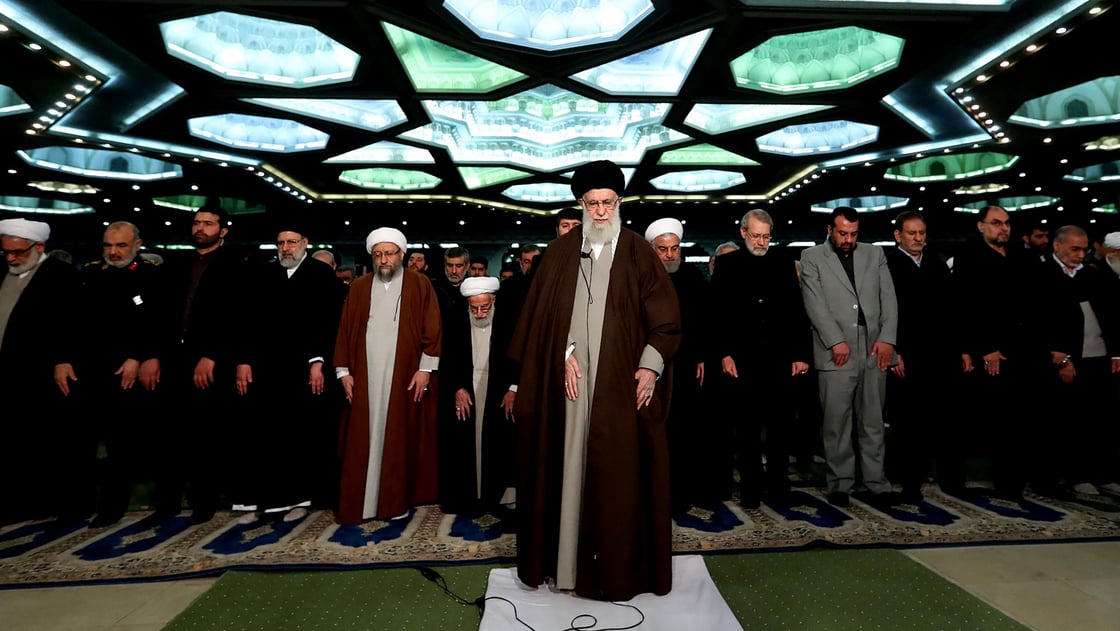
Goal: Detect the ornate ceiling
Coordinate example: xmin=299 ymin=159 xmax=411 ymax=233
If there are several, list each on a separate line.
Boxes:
xmin=1 ymin=0 xmax=1118 ymax=254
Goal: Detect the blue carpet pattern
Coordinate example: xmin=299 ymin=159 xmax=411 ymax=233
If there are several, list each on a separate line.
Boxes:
xmin=2 ymin=485 xmax=1119 ymax=588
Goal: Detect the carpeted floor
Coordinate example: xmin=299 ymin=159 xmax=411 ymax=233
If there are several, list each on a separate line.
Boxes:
xmin=2 ymin=484 xmax=1119 ymax=589
xmin=163 ymin=549 xmax=1029 ymax=630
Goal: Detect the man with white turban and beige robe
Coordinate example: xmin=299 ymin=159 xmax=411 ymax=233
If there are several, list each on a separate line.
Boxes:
xmin=333 ymin=227 xmax=441 ymax=524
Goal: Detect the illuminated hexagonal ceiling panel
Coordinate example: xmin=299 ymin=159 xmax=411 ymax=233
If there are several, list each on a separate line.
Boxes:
xmin=811 ymin=195 xmax=908 ymax=213
xmin=383 ymin=22 xmax=526 ymax=93
xmin=731 ymin=26 xmax=904 ymax=95
xmin=400 ymin=85 xmax=690 ymax=171
xmin=1064 ymin=160 xmax=1120 ymax=183
xmin=1085 ymin=135 xmax=1120 ymax=151
xmin=188 ymin=114 xmax=328 ymax=152
xmin=1010 ymin=76 xmax=1120 ymax=129
xmin=244 ymin=98 xmax=407 ymax=133
xmin=503 ymin=182 xmax=571 ymax=203
xmin=458 ymin=166 xmax=531 ymax=189
xmin=443 ymin=0 xmax=654 ymax=52
xmin=883 ymin=152 xmax=1019 ymax=182
xmin=153 ymin=195 xmax=265 ymax=214
xmin=325 ymin=142 xmax=435 ymax=164
xmin=658 ymin=144 xmax=759 ymax=166
xmin=650 ymin=170 xmax=746 ymax=192
xmin=1092 ymin=203 xmax=1118 ymax=214
xmin=952 ymin=183 xmax=1010 ymax=196
xmin=18 ymin=147 xmax=182 ymax=181
xmin=756 ymin=121 xmax=878 ymax=156
xmin=1 ymin=196 xmax=94 ymax=215
xmin=1 ymin=85 xmax=30 ymax=116
xmin=28 ymin=181 xmax=100 ymax=195
xmin=571 ymin=29 xmax=712 ymax=96
xmin=955 ymin=196 xmax=1058 ymax=213
xmin=159 ymin=12 xmax=359 ymax=88
xmin=684 ymin=103 xmax=835 ymax=134
xmin=339 ymin=168 xmax=441 ymax=191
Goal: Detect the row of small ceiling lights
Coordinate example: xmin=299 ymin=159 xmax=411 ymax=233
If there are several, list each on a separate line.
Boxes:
xmin=0 ymin=17 xmax=314 ymax=207
xmin=773 ymin=5 xmax=1111 ymax=208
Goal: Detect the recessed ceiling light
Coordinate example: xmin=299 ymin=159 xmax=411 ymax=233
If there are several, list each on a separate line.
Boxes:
xmin=1043 ymin=137 xmax=1052 ymax=143
xmin=1056 ymin=27 xmax=1068 ymax=34
xmin=1026 ymin=44 xmax=1038 ymax=52
xmin=58 ymin=59 xmax=71 ymax=67
xmin=977 ymin=74 xmax=988 ymax=82
xmin=999 ymin=61 xmax=1010 ymax=68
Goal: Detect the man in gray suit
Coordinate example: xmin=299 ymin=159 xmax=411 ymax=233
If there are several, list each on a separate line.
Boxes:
xmin=799 ymin=207 xmax=899 ymax=508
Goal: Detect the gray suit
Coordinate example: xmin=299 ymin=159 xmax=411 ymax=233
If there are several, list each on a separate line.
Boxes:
xmin=799 ymin=242 xmax=898 ymax=495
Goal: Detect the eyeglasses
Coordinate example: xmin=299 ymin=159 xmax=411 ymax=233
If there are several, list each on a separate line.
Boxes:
xmin=372 ymin=249 xmax=402 ymax=260
xmin=746 ymin=231 xmax=772 ymax=242
xmin=276 ymin=239 xmax=304 ymax=248
xmin=983 ymin=219 xmax=1011 ymax=228
xmin=468 ymin=302 xmax=494 ymax=314
xmin=581 ymin=197 xmax=619 ymax=210
xmin=2 ymin=243 xmax=38 ymax=257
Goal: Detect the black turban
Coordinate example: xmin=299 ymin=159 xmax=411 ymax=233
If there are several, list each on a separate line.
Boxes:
xmin=271 ymin=209 xmax=311 ymax=240
xmin=570 ymin=160 xmax=624 ymax=200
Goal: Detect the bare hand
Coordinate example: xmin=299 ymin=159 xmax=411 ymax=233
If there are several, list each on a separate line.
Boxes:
xmin=501 ymin=390 xmax=516 ymax=421
xmin=1058 ymin=362 xmax=1077 ymax=384
xmin=982 ymin=350 xmax=1006 ymax=376
xmin=1112 ymin=358 xmax=1120 ymax=374
xmin=341 ymin=375 xmax=355 ymax=403
xmin=408 ymin=370 xmax=430 ymax=402
xmin=116 ymin=358 xmax=140 ymax=390
xmin=961 ymin=354 xmax=973 ymax=374
xmin=721 ymin=356 xmax=738 ymax=378
xmin=870 ymin=341 xmax=894 ymax=371
xmin=792 ymin=361 xmax=809 ymax=377
xmin=635 ymin=367 xmax=657 ymax=410
xmin=454 ymin=388 xmax=473 ymax=420
xmin=139 ymin=358 xmax=160 ymax=391
xmin=54 ymin=363 xmax=77 ymax=396
xmin=696 ymin=362 xmax=705 ymax=386
xmin=891 ymin=354 xmax=906 ymax=378
xmin=193 ymin=357 xmax=216 ymax=389
xmin=565 ymin=354 xmax=583 ymax=401
xmin=831 ymin=341 xmax=851 ymax=368
xmin=309 ymin=362 xmax=324 ymax=395
xmin=236 ymin=364 xmax=253 ymax=395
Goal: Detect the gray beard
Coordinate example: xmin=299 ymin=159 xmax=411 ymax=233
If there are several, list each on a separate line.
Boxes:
xmin=663 ymin=259 xmax=681 ymax=273
xmin=582 ymin=208 xmax=621 ymax=245
xmin=105 ymin=252 xmax=137 ymax=269
xmin=748 ymin=244 xmax=769 ymax=257
xmin=7 ymin=249 xmax=42 ymax=275
xmin=1107 ymin=255 xmax=1120 ymax=277
xmin=470 ymin=309 xmax=494 ymax=329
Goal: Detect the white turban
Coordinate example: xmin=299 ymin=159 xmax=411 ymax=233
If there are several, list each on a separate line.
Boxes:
xmin=460 ymin=276 xmax=500 ymax=297
xmin=644 ymin=217 xmax=683 ymax=242
xmin=0 ymin=218 xmax=50 ymax=243
xmin=1104 ymin=231 xmax=1120 ymax=249
xmin=365 ymin=227 xmax=407 ymax=254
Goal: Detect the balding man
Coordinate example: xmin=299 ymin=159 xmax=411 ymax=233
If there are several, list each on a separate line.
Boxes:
xmin=0 ymin=218 xmax=87 ymax=526
xmin=333 ymin=228 xmax=441 ymax=524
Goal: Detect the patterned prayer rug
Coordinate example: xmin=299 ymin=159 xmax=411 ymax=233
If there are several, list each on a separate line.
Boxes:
xmin=2 ymin=485 xmax=1119 ymax=589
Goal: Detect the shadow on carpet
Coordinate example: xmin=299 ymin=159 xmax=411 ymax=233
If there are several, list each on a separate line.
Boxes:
xmin=2 ymin=484 xmax=1119 ymax=588
xmin=162 ymin=549 xmax=1028 ymax=631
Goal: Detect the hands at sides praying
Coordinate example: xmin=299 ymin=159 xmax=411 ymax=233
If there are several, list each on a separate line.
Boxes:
xmin=696 ymin=362 xmax=705 ymax=386
xmin=891 ymin=354 xmax=906 ymax=378
xmin=308 ymin=361 xmax=324 ymax=395
xmin=236 ymin=364 xmax=253 ymax=395
xmin=454 ymin=388 xmax=473 ymax=420
xmin=116 ymin=358 xmax=140 ymax=390
xmin=139 ymin=358 xmax=160 ymax=391
xmin=870 ymin=341 xmax=894 ymax=371
xmin=792 ymin=361 xmax=809 ymax=377
xmin=981 ymin=350 xmax=1006 ymax=376
xmin=409 ymin=370 xmax=430 ymax=402
xmin=635 ymin=367 xmax=658 ymax=410
xmin=831 ymin=341 xmax=851 ymax=368
xmin=54 ymin=363 xmax=77 ymax=396
xmin=564 ymin=354 xmax=582 ymax=401
xmin=721 ymin=356 xmax=738 ymax=378
xmin=501 ymin=390 xmax=516 ymax=421
xmin=341 ymin=375 xmax=355 ymax=403
xmin=961 ymin=354 xmax=973 ymax=374
xmin=194 ymin=357 xmax=216 ymax=389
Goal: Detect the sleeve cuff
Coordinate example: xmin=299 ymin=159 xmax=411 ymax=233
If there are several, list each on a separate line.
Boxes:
xmin=509 ymin=384 xmax=518 ymax=393
xmin=335 ymin=367 xmax=350 ymax=379
xmin=420 ymin=353 xmax=439 ymax=371
xmin=638 ymin=344 xmax=664 ymax=376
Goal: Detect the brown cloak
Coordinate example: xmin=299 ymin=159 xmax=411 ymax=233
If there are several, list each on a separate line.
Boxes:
xmin=509 ymin=227 xmax=681 ymax=601
xmin=334 ymin=268 xmax=441 ymax=524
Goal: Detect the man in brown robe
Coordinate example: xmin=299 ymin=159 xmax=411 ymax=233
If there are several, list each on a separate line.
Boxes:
xmin=333 ymin=227 xmax=441 ymax=524
xmin=509 ymin=160 xmax=681 ymax=601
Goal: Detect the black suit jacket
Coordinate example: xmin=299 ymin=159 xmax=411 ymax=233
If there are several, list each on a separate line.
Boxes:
xmin=885 ymin=247 xmax=960 ymax=368
xmin=162 ymin=245 xmax=248 ymax=366
xmin=1030 ymin=257 xmax=1120 ymax=362
xmin=71 ymin=258 xmax=168 ymax=375
xmin=0 ymin=256 xmax=81 ymax=394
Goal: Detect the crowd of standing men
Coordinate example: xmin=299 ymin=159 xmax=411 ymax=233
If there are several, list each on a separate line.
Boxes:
xmin=2 ymin=158 xmax=1120 ymax=602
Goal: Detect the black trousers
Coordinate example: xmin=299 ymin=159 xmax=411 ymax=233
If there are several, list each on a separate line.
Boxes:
xmin=732 ymin=365 xmax=794 ymax=504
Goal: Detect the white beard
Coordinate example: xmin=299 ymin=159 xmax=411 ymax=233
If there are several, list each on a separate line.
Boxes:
xmin=470 ymin=309 xmax=494 ymax=329
xmin=582 ymin=208 xmax=621 ymax=245
xmin=7 ymin=248 xmax=42 ymax=275
xmin=663 ymin=259 xmax=681 ymax=273
xmin=1107 ymin=255 xmax=1120 ymax=277
xmin=747 ymin=243 xmax=769 ymax=257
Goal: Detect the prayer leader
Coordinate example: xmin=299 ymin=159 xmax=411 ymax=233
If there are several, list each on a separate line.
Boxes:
xmin=333 ymin=227 xmax=441 ymax=524
xmin=509 ymin=159 xmax=682 ymax=601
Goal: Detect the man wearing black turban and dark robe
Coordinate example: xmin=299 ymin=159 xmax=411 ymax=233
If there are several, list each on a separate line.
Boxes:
xmin=509 ymin=160 xmax=682 ymax=601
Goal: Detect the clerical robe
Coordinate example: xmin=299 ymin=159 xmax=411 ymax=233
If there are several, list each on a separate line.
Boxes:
xmin=334 ymin=268 xmax=441 ymax=524
xmin=510 ymin=226 xmax=681 ymax=601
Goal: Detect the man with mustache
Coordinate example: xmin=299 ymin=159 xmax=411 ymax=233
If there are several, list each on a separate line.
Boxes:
xmin=510 ymin=160 xmax=681 ymax=601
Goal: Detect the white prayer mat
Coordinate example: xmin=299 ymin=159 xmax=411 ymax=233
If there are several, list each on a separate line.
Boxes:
xmin=478 ymin=555 xmax=744 ymax=631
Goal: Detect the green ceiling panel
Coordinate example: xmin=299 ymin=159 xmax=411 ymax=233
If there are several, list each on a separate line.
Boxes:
xmin=382 ymin=22 xmax=526 ymax=93
xmin=1011 ymin=76 xmax=1120 ymax=128
xmin=152 ymin=195 xmax=265 ymax=214
xmin=458 ymin=166 xmax=531 ymax=189
xmin=884 ymin=152 xmax=1019 ymax=182
xmin=658 ymin=144 xmax=759 ymax=166
xmin=339 ymin=167 xmax=441 ymax=190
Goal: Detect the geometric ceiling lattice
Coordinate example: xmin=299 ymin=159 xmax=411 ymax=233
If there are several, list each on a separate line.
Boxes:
xmin=683 ymin=103 xmax=834 ymax=134
xmin=152 ymin=195 xmax=266 ymax=214
xmin=0 ymin=196 xmax=95 ymax=215
xmin=159 ymin=12 xmax=359 ymax=87
xmin=502 ymin=182 xmax=571 ymax=203
xmin=955 ymin=195 xmax=1059 ymax=213
xmin=324 ymin=141 xmax=435 ymax=164
xmin=649 ymin=169 xmax=746 ymax=191
xmin=339 ymin=167 xmax=442 ymax=190
xmin=1010 ymin=76 xmax=1120 ymax=128
xmin=17 ymin=147 xmax=183 ymax=181
xmin=811 ymin=195 xmax=908 ymax=213
xmin=952 ymin=183 xmax=1010 ymax=195
xmin=1092 ymin=203 xmax=1118 ymax=213
xmin=1063 ymin=160 xmax=1120 ymax=183
xmin=658 ymin=144 xmax=760 ymax=166
xmin=187 ymin=114 xmax=329 ymax=152
xmin=443 ymin=0 xmax=655 ymax=52
xmin=0 ymin=85 xmax=31 ymax=116
xmin=756 ymin=120 xmax=879 ymax=155
xmin=382 ymin=22 xmax=526 ymax=93
xmin=400 ymin=84 xmax=690 ymax=171
xmin=730 ymin=26 xmax=904 ymax=95
xmin=244 ymin=98 xmax=407 ymax=133
xmin=883 ymin=152 xmax=1019 ymax=182
xmin=571 ymin=29 xmax=712 ymax=96
xmin=458 ymin=166 xmax=532 ymax=189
